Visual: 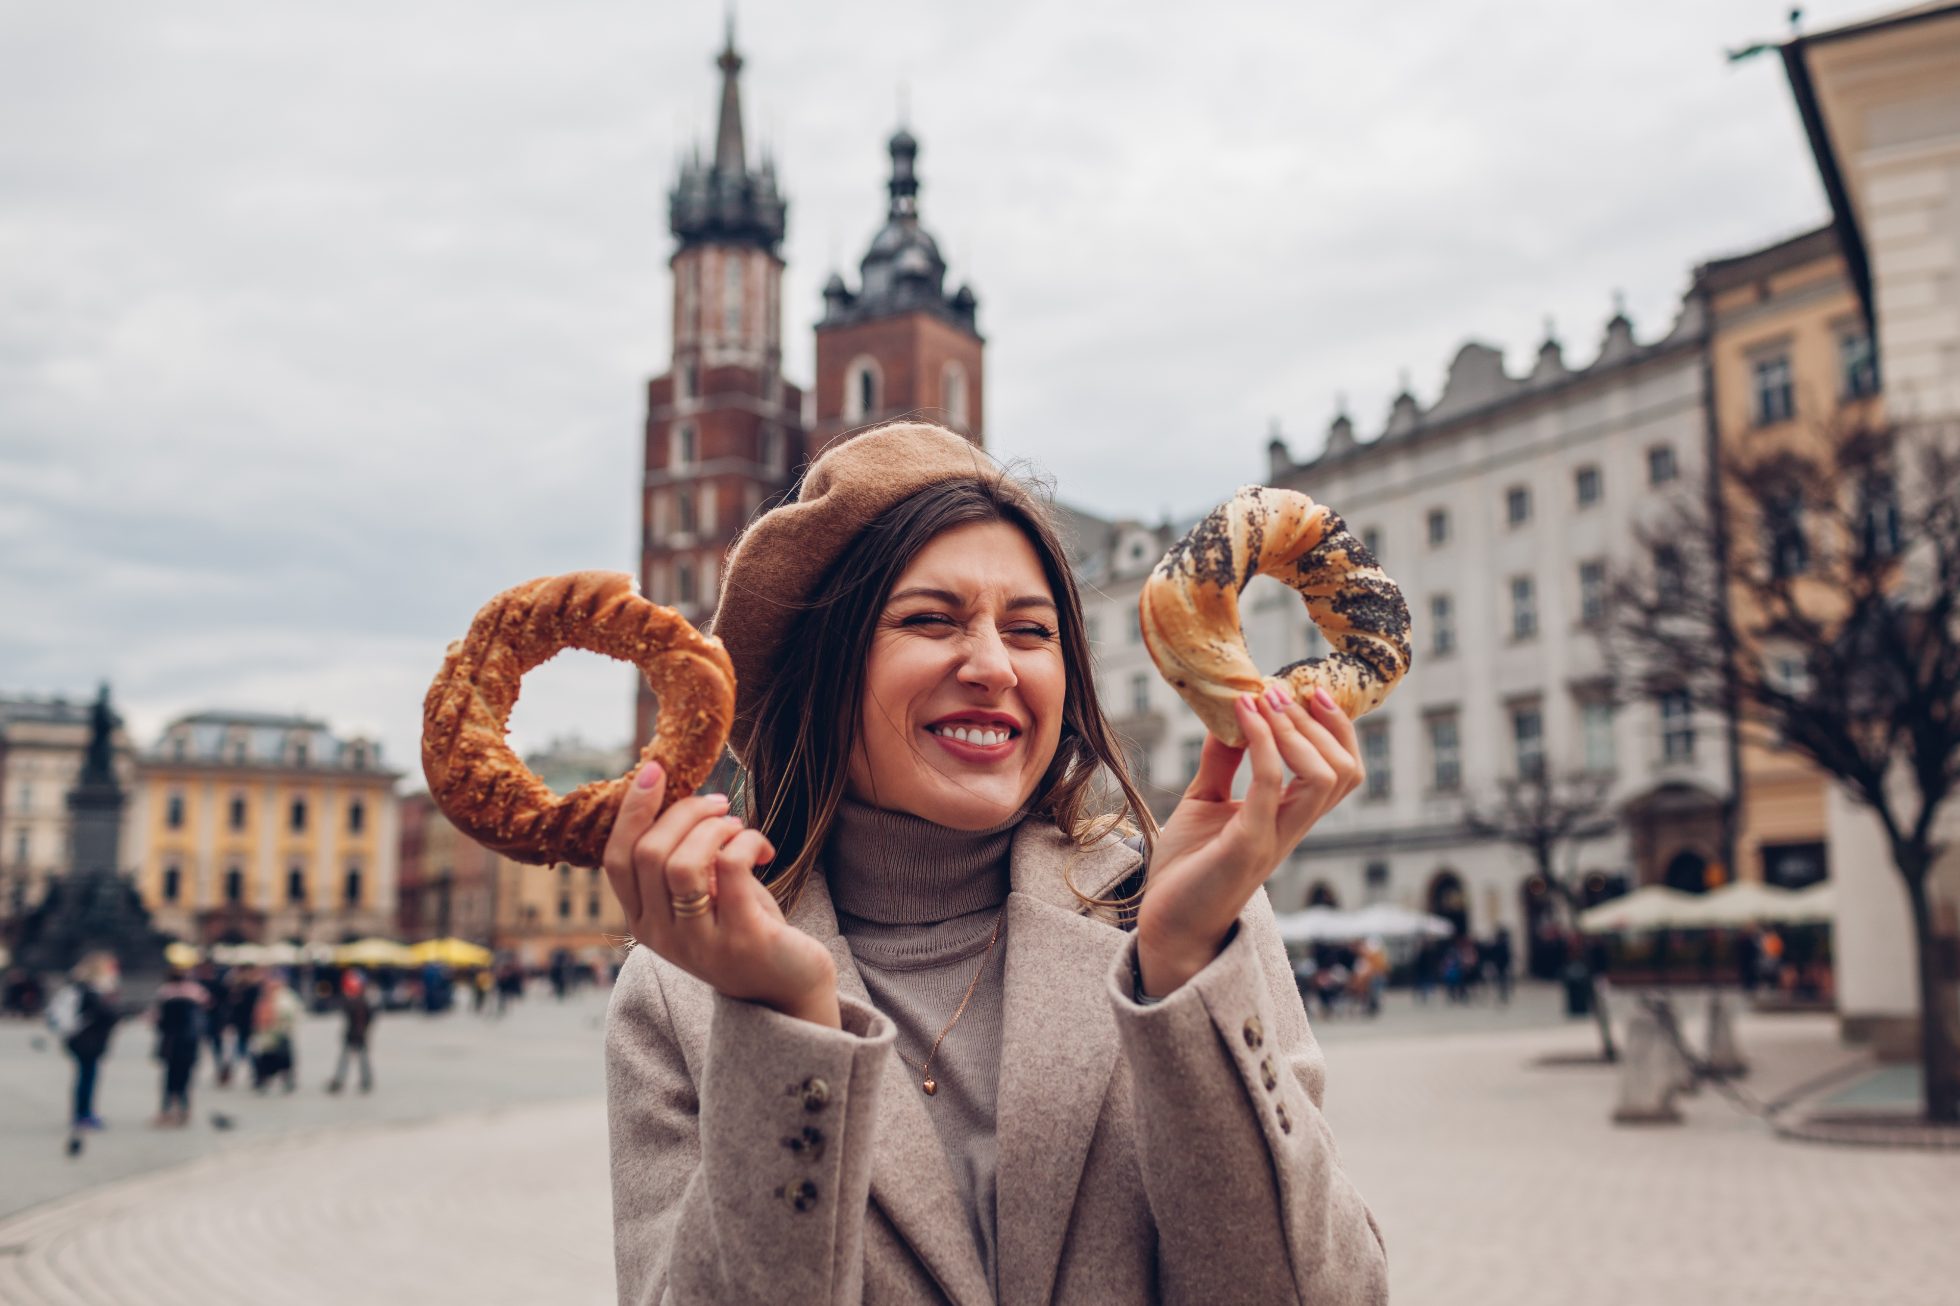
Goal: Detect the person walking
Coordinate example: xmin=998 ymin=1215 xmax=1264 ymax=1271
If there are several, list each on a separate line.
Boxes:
xmin=327 ymin=970 xmax=376 ymax=1094
xmin=1489 ymin=926 xmax=1515 ymax=1006
xmin=604 ymin=423 xmax=1387 ymax=1303
xmin=249 ymin=973 xmax=302 ymax=1093
xmin=47 ymin=952 xmax=121 ymax=1138
xmin=151 ymin=966 xmax=210 ymax=1126
xmin=221 ymin=965 xmax=262 ymax=1087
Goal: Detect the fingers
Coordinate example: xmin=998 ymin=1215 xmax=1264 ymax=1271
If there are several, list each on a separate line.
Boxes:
xmin=602 ymin=763 xmax=667 ymax=923
xmin=663 ymin=812 xmax=745 ymax=920
xmin=1236 ymin=694 xmax=1286 ymax=830
xmin=629 ymin=791 xmax=733 ymax=923
xmin=1259 ymin=689 xmax=1345 ymax=801
xmin=1184 ymin=731 xmax=1245 ymax=803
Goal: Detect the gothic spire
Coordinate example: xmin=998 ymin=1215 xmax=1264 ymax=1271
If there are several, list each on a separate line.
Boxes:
xmin=714 ymin=16 xmax=747 ymax=177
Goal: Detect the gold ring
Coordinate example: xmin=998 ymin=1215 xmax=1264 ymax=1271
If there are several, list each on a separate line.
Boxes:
xmin=672 ymin=891 xmax=713 ymax=919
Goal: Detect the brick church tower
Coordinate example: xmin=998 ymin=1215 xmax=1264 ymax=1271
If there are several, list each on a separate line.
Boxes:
xmin=813 ymin=128 xmax=984 ymax=455
xmin=637 ymin=29 xmax=807 ymax=746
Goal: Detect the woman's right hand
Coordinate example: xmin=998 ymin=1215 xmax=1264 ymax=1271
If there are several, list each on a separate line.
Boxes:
xmin=602 ymin=763 xmax=841 ymax=1028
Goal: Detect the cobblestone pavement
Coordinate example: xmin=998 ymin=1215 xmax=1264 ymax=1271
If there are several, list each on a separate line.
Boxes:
xmin=3 ymin=995 xmax=1957 ymax=1305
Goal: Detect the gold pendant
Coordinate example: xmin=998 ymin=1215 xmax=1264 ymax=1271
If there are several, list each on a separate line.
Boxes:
xmin=922 ymin=1076 xmax=937 ymax=1096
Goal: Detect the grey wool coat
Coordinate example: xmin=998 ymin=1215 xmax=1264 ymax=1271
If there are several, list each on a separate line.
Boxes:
xmin=605 ymin=820 xmax=1389 ymax=1305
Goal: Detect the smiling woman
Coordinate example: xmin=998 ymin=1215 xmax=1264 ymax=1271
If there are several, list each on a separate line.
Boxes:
xmin=601 ymin=421 xmax=1386 ymax=1305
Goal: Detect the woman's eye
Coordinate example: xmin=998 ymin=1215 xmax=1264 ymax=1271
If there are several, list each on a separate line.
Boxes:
xmin=899 ymin=613 xmax=956 ymax=629
xmin=1009 ymin=624 xmax=1057 ymax=640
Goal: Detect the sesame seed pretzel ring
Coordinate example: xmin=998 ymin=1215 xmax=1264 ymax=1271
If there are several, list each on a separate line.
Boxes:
xmin=420 ymin=571 xmax=735 ymax=869
xmin=1139 ymin=485 xmax=1413 ymax=746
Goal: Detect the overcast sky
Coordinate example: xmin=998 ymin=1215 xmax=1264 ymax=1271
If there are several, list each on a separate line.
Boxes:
xmin=0 ymin=0 xmax=1888 ymax=778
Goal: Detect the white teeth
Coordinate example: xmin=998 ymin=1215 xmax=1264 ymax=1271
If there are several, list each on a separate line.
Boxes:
xmin=932 ymin=725 xmax=1012 ymax=746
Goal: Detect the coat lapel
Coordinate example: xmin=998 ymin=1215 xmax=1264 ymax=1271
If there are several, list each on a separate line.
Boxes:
xmin=993 ymin=825 xmax=1143 ymax=1306
xmin=788 ymin=825 xmax=1143 ymax=1306
xmin=789 ymin=877 xmax=995 ymax=1306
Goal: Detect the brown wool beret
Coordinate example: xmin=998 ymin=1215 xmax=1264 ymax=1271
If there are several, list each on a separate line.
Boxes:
xmin=710 ymin=420 xmax=1042 ymax=763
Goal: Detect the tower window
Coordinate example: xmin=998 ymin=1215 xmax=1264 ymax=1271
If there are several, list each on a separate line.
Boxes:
xmin=676 ymin=560 xmax=698 ymax=606
xmin=676 ymin=487 xmax=696 ymax=535
xmin=723 ymin=258 xmax=743 ymax=339
xmin=671 ymin=425 xmax=697 ymax=470
xmin=942 ymin=362 xmax=970 ymax=429
xmin=844 ymin=357 xmax=881 ymax=422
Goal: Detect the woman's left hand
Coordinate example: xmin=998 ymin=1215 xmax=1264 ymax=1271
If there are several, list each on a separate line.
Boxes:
xmin=1134 ymin=686 xmax=1363 ymax=998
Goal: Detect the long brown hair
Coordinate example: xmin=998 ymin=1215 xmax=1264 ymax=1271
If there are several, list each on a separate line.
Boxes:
xmin=734 ymin=473 xmax=1154 ymax=913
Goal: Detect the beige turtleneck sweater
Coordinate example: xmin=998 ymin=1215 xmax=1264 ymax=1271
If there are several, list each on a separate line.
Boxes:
xmin=824 ymin=798 xmax=1017 ymax=1294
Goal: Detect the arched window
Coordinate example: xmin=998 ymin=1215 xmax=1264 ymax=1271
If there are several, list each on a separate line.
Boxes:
xmin=942 ymin=361 xmax=969 ymax=429
xmin=1427 ymin=869 xmax=1468 ymax=936
xmin=1307 ymin=881 xmax=1340 ymax=908
xmin=1664 ymin=849 xmax=1710 ymax=895
xmin=844 ymin=356 xmax=881 ymax=422
xmin=224 ymin=867 xmax=244 ymax=904
xmin=344 ymin=865 xmax=364 ymax=906
xmin=287 ymin=866 xmax=307 ymax=904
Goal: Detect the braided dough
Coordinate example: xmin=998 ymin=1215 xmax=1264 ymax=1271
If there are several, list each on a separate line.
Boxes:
xmin=420 ymin=571 xmax=735 ymax=869
xmin=1140 ymin=485 xmax=1412 ymax=746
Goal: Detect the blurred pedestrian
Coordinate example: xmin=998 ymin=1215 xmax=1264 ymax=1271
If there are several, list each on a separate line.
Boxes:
xmin=222 ymin=965 xmax=263 ymax=1087
xmin=249 ymin=973 xmax=302 ymax=1093
xmin=151 ymin=966 xmax=209 ymax=1126
xmin=1736 ymin=925 xmax=1762 ymax=994
xmin=1489 ymin=927 xmax=1514 ymax=1006
xmin=327 ymin=969 xmax=376 ymax=1094
xmin=472 ymin=967 xmax=491 ymax=1015
xmin=47 ymin=952 xmax=121 ymax=1134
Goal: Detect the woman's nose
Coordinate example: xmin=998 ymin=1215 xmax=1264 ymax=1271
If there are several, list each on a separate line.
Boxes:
xmin=957 ymin=624 xmax=1017 ymax=692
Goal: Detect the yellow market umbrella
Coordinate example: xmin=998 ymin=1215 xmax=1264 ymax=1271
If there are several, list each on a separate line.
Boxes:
xmin=335 ymin=937 xmax=414 ymax=968
xmin=164 ymin=941 xmax=202 ymax=968
xmin=407 ymin=937 xmax=493 ymax=969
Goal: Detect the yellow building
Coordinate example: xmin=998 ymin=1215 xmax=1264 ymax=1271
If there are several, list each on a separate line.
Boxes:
xmin=1694 ymin=225 xmax=1880 ymax=889
xmin=132 ymin=711 xmax=400 ymax=945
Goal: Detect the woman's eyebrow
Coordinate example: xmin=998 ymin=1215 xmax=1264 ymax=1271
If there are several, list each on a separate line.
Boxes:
xmin=886 ymin=586 xmax=1056 ymax=612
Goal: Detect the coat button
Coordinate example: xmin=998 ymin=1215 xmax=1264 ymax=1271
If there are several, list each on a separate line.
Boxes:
xmin=1260 ymin=1055 xmax=1278 ymax=1092
xmin=796 ymin=1077 xmax=830 ymax=1112
xmin=1276 ymin=1103 xmax=1292 ymax=1134
xmin=1242 ymin=1016 xmax=1264 ymax=1050
xmin=776 ymin=1179 xmax=820 ymax=1213
xmin=781 ymin=1126 xmax=826 ymax=1161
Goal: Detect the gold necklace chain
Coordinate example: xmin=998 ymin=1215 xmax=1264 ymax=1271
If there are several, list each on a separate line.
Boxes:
xmin=901 ymin=905 xmax=1006 ymax=1097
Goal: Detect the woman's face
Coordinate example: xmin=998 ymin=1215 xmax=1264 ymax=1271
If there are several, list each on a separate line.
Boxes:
xmin=847 ymin=519 xmax=1067 ymax=830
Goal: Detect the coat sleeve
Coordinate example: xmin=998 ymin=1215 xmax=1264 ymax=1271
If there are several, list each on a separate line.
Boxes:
xmin=1107 ymin=889 xmax=1388 ymax=1305
xmin=606 ymin=945 xmax=896 ymax=1306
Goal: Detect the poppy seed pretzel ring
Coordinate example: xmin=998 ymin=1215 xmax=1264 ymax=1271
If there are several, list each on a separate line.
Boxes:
xmin=1139 ymin=485 xmax=1413 ymax=746
xmin=420 ymin=570 xmax=736 ymax=869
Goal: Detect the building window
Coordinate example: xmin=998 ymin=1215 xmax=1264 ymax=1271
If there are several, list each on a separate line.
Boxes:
xmin=289 ymin=798 xmax=307 ymax=833
xmin=1505 ymin=485 xmax=1532 ymax=526
xmin=228 ymin=796 xmax=247 ymax=831
xmin=1359 ymin=720 xmax=1390 ymax=801
xmin=293 ymin=741 xmax=308 ymax=768
xmin=1426 ymin=508 xmax=1449 ymax=547
xmin=224 ymin=867 xmax=244 ymax=904
xmin=1430 ymin=594 xmax=1455 ymax=656
xmin=678 ymin=361 xmax=697 ymax=401
xmin=1660 ymin=690 xmax=1695 ymax=762
xmin=1129 ymin=673 xmax=1150 ymax=715
xmin=558 ymin=895 xmax=572 ymax=921
xmin=1840 ymin=330 xmax=1878 ymax=399
xmin=1753 ymin=353 xmax=1795 ymax=425
xmin=675 ymin=487 xmax=696 ymax=535
xmin=232 ymin=743 xmax=247 ymax=765
xmin=287 ymin=867 xmax=306 ymax=904
xmin=942 ymin=361 xmax=970 ymax=429
xmin=348 ymin=800 xmax=365 ymax=836
xmin=1181 ymin=736 xmax=1204 ymax=781
xmin=676 ymin=560 xmax=698 ymax=607
xmin=588 ymin=894 xmax=602 ymax=920
xmin=1765 ymin=494 xmax=1808 ymax=578
xmin=1426 ymin=711 xmax=1461 ymax=793
xmin=343 ymin=867 xmax=363 ymax=906
xmin=1361 ymin=526 xmax=1382 ymax=562
xmin=1655 ymin=545 xmax=1687 ymax=606
xmin=671 ymin=424 xmax=696 ymax=470
xmin=723 ymin=257 xmax=743 ymax=339
xmin=167 ymin=794 xmax=185 ymax=830
xmin=1578 ymin=560 xmax=1607 ymax=626
xmin=163 ymin=865 xmax=181 ymax=903
xmin=1575 ymin=465 xmax=1602 ymax=508
xmin=1511 ymin=703 xmax=1545 ymax=779
xmin=760 ymin=426 xmax=784 ymax=475
xmin=1648 ymin=444 xmax=1677 ymax=485
xmin=1364 ymin=861 xmax=1391 ymax=903
xmin=1510 ymin=576 xmax=1537 ymax=640
xmin=1860 ymin=474 xmax=1901 ymax=559
xmin=13 ymin=829 xmax=25 ymax=864
xmin=1581 ymin=699 xmax=1616 ymax=774
xmin=843 ymin=356 xmax=881 ymax=421
xmin=172 ymin=737 xmax=187 ymax=761
xmin=349 ymin=742 xmax=369 ymax=770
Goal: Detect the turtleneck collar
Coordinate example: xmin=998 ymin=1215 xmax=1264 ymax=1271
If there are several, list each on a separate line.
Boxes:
xmin=823 ymin=797 xmax=1020 ymax=926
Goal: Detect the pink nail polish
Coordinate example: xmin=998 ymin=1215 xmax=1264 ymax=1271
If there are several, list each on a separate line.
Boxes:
xmin=635 ymin=763 xmax=662 ymax=789
xmin=1238 ymin=694 xmax=1257 ymax=712
xmin=1314 ymin=688 xmax=1336 ymax=711
xmin=1265 ymin=687 xmax=1288 ymax=709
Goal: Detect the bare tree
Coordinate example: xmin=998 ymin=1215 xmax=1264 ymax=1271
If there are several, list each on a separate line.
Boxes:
xmin=1605 ymin=414 xmax=1960 ymax=1121
xmin=1465 ymin=769 xmax=1621 ymax=1059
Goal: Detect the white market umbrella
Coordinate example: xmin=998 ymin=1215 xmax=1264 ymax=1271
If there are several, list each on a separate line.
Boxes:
xmin=1341 ymin=903 xmax=1455 ymax=940
xmin=1576 ymin=885 xmax=1703 ymax=935
xmin=1273 ymin=907 xmax=1347 ymax=945
xmin=1672 ymin=881 xmax=1803 ymax=929
xmin=1777 ymin=881 xmax=1837 ymax=925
